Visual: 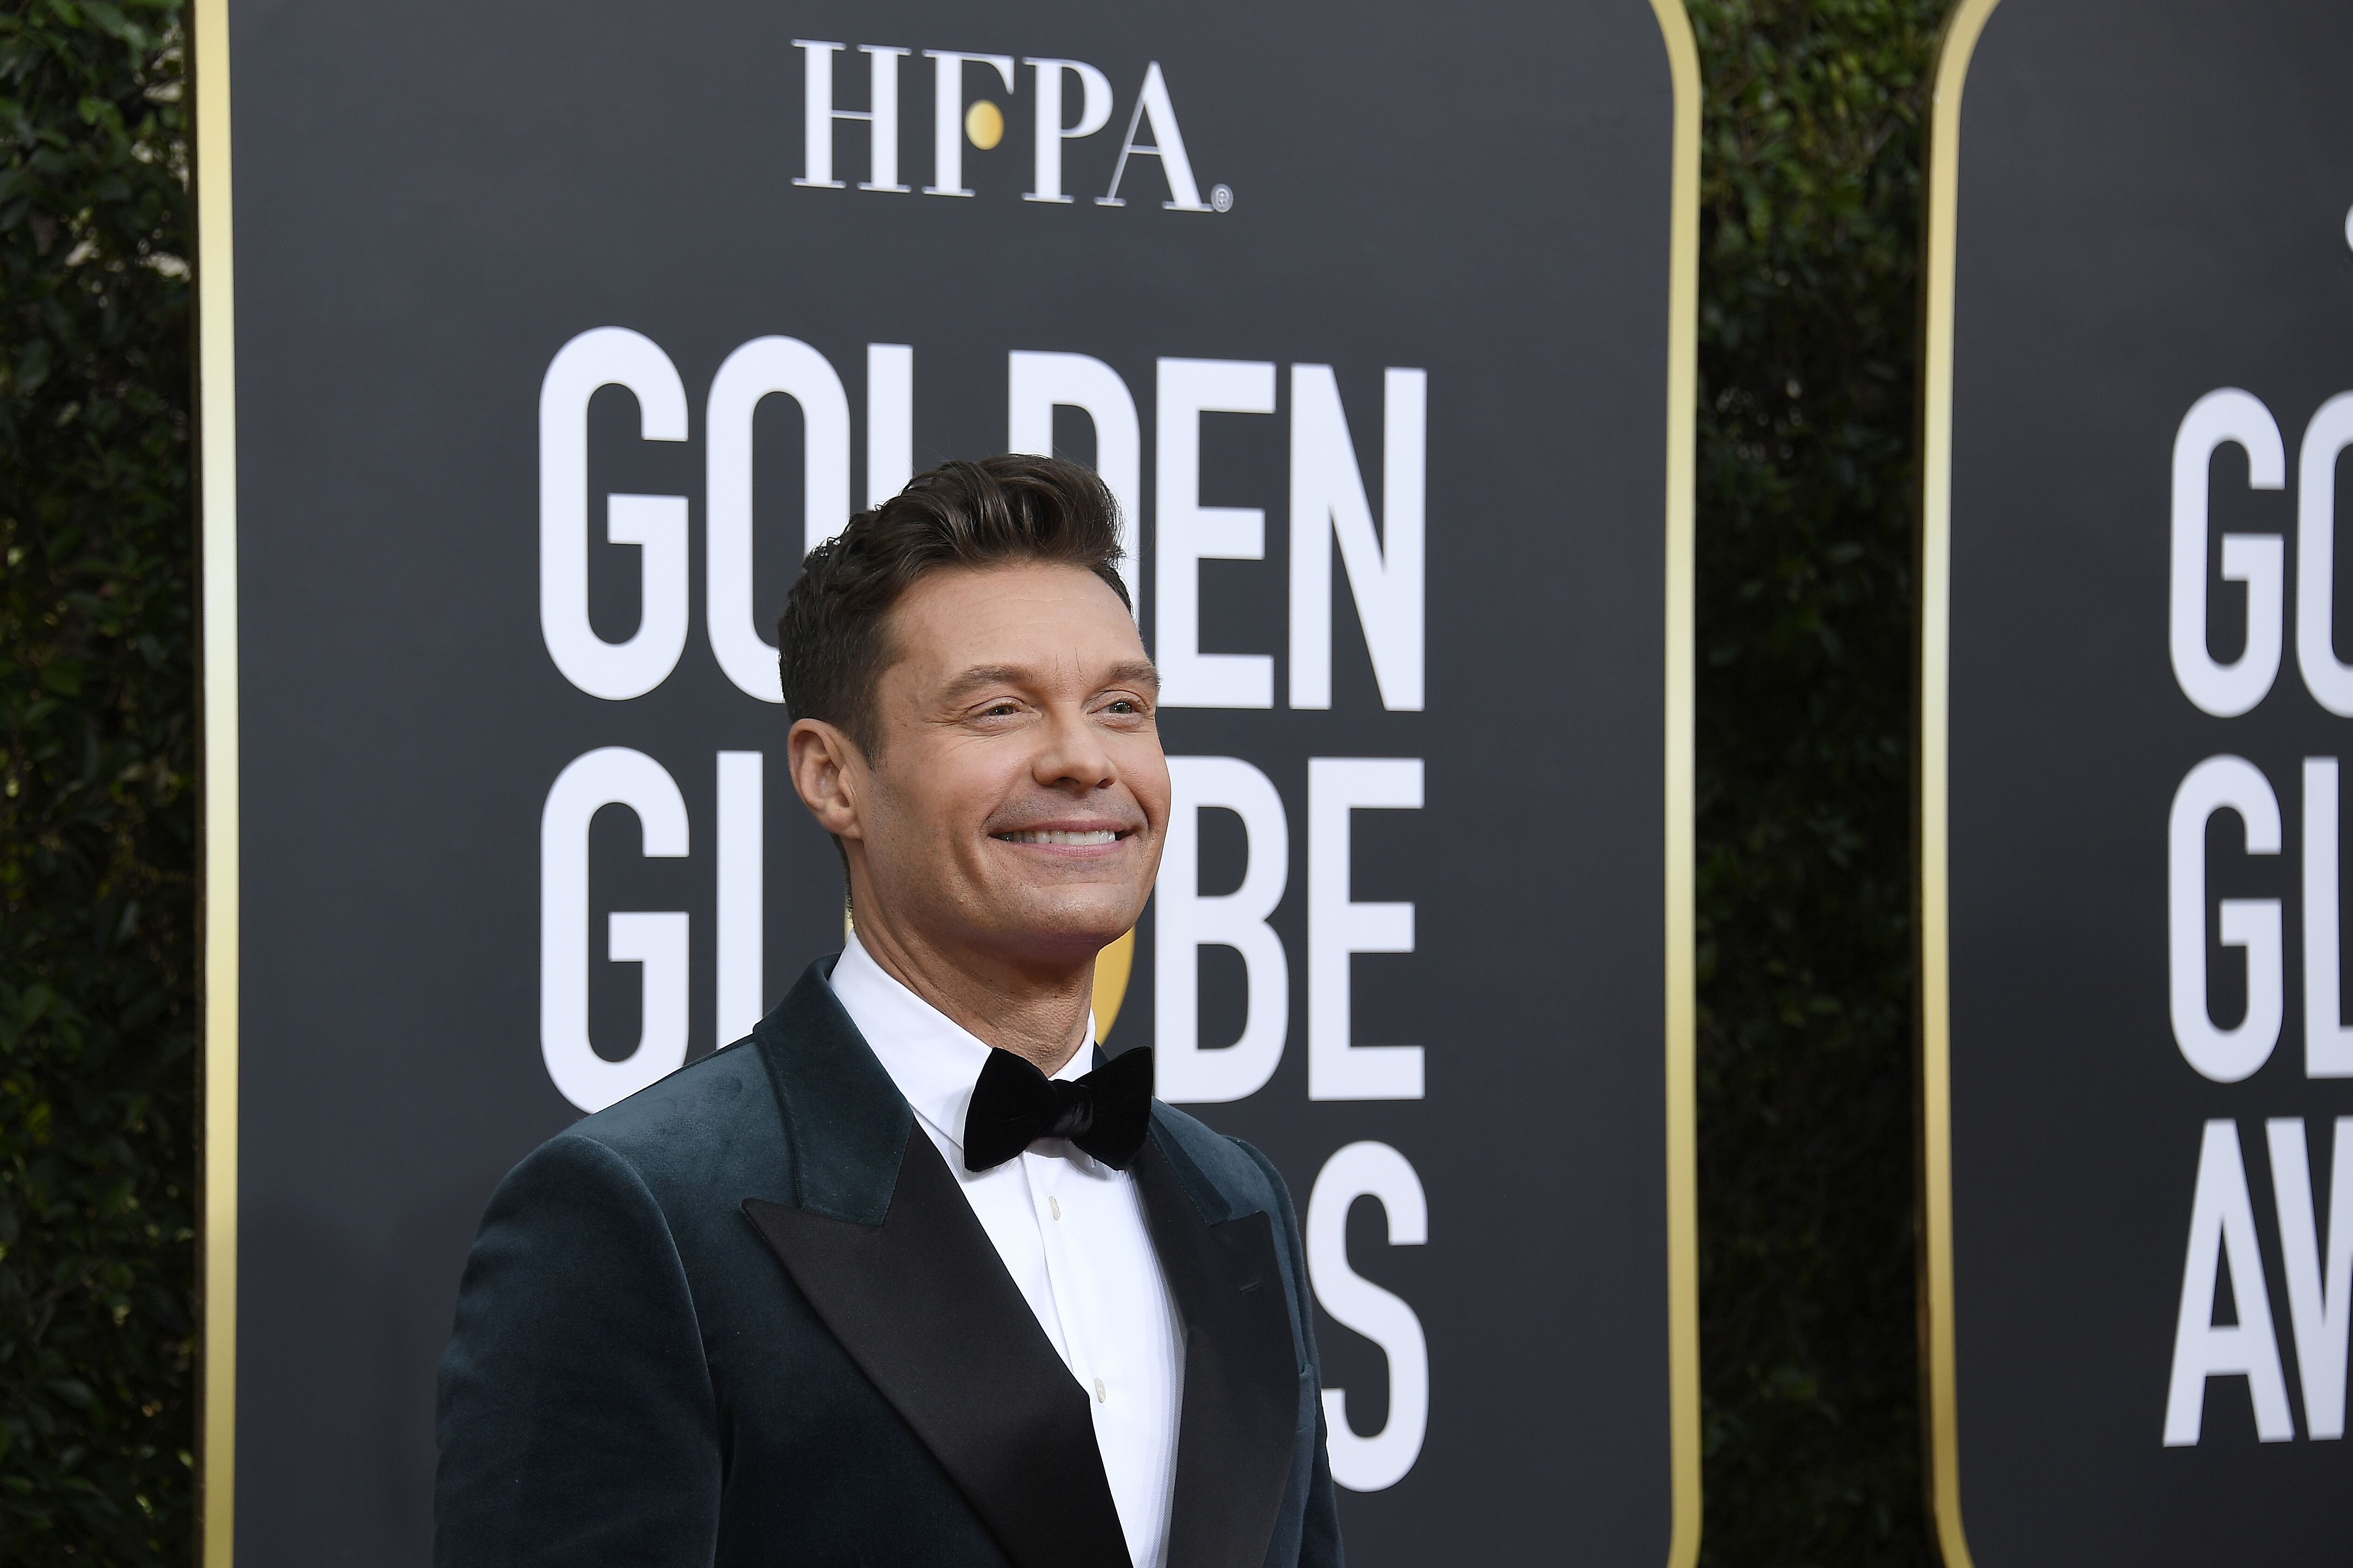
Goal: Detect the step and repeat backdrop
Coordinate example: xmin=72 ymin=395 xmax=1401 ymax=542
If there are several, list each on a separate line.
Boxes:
xmin=1923 ymin=0 xmax=2353 ymax=1562
xmin=196 ymin=0 xmax=1699 ymax=1562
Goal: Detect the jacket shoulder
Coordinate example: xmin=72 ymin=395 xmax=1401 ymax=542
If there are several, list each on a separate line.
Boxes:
xmin=1146 ymin=1100 xmax=1291 ymax=1223
xmin=551 ymin=1042 xmax=791 ymax=1203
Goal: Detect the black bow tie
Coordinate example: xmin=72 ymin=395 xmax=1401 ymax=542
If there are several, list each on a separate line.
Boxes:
xmin=962 ymin=1046 xmax=1154 ymax=1173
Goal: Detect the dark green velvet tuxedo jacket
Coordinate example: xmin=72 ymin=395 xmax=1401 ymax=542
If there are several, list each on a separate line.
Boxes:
xmin=435 ymin=959 xmax=1343 ymax=1568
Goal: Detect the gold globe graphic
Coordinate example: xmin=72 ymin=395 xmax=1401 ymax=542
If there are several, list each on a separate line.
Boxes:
xmin=964 ymin=100 xmax=1004 ymax=151
xmin=1092 ymin=928 xmax=1135 ymax=1044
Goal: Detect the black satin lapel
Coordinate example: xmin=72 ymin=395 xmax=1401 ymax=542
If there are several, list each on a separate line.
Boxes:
xmin=748 ymin=958 xmax=909 ymax=1225
xmin=743 ymin=1124 xmax=1132 ymax=1568
xmin=1131 ymin=1141 xmax=1300 ymax=1568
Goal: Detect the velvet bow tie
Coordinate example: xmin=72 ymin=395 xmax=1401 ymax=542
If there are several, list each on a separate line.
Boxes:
xmin=962 ymin=1045 xmax=1154 ymax=1172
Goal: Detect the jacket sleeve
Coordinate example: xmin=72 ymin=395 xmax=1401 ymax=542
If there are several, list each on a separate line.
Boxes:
xmin=1296 ymin=1403 xmax=1345 ymax=1568
xmin=435 ymin=1132 xmax=720 ymax=1568
xmin=1236 ymin=1139 xmax=1345 ymax=1568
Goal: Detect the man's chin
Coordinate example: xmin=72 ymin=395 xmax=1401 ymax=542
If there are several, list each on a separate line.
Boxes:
xmin=979 ymin=893 xmax=1145 ymax=962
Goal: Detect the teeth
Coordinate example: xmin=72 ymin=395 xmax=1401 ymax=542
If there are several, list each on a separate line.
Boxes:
xmin=1001 ymin=829 xmax=1120 ymax=845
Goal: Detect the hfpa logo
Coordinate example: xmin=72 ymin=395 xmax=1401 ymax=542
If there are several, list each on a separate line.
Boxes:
xmin=792 ymin=43 xmax=1233 ymax=214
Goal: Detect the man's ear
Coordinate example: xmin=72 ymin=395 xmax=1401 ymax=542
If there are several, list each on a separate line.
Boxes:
xmin=787 ymin=718 xmax=867 ymax=841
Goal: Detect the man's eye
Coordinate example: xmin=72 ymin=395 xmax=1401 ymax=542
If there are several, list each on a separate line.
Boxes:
xmin=1106 ymin=699 xmax=1139 ymax=714
xmin=983 ymin=702 xmax=1019 ymax=717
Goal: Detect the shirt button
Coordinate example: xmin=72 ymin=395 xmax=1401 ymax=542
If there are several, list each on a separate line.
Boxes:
xmin=1049 ymin=1196 xmax=1062 ymax=1220
xmin=1094 ymin=1377 xmax=1108 ymax=1404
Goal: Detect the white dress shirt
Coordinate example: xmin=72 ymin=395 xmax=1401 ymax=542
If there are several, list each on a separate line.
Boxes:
xmin=829 ymin=934 xmax=1184 ymax=1568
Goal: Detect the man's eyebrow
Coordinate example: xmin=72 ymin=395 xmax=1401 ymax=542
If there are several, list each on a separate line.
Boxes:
xmin=937 ymin=659 xmax=1162 ymax=702
xmin=938 ymin=664 xmax=1034 ymax=702
xmin=1104 ymin=660 xmax=1161 ymax=693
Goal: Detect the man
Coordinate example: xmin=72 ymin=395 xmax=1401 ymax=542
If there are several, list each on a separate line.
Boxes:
xmin=436 ymin=456 xmax=1343 ymax=1568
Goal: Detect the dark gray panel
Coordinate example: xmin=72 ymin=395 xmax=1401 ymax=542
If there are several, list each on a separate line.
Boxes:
xmin=226 ymin=1 xmax=1679 ymax=1561
xmin=1947 ymin=0 xmax=2353 ymax=1560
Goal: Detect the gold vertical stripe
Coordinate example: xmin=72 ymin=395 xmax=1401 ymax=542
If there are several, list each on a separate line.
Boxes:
xmin=193 ymin=0 xmax=239 ymax=1562
xmin=1918 ymin=3 xmax=2003 ymax=1565
xmin=1646 ymin=2 xmax=1704 ymax=1563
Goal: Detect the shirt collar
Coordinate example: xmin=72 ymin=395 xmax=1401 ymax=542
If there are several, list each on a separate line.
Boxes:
xmin=828 ymin=931 xmax=1096 ymax=1154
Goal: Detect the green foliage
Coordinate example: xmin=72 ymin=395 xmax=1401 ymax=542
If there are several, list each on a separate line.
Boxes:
xmin=1686 ymin=0 xmax=1946 ymax=1561
xmin=0 ymin=0 xmax=1956 ymax=1561
xmin=0 ymin=0 xmax=195 ymax=1561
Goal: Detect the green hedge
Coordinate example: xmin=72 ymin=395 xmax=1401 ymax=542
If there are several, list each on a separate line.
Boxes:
xmin=1688 ymin=0 xmax=1943 ymax=1561
xmin=0 ymin=1 xmax=196 ymax=1561
xmin=0 ymin=0 xmax=1950 ymax=1561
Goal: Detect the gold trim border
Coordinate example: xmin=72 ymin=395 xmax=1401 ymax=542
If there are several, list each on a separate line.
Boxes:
xmin=186 ymin=2 xmax=1705 ymax=1561
xmin=193 ymin=0 xmax=239 ymax=1562
xmin=1646 ymin=1 xmax=1703 ymax=1564
xmin=1919 ymin=3 xmax=2003 ymax=1565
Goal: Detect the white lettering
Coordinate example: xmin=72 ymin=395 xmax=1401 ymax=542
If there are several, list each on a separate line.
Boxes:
xmin=2296 ymin=393 xmax=2353 ymax=714
xmin=2169 ymin=755 xmax=2282 ymax=1083
xmin=2302 ymin=758 xmax=2353 ymax=1076
xmin=1156 ymin=358 xmax=1276 ymax=707
xmin=541 ymin=747 xmax=691 ymax=1113
xmin=2266 ymin=1117 xmax=2353 ymax=1440
xmin=1023 ymin=58 xmax=1112 ymax=204
xmin=1155 ymin=756 xmax=1288 ymax=1103
xmin=2171 ymin=389 xmax=2285 ymax=717
xmin=1308 ymin=1141 xmax=1430 ymax=1491
xmin=1309 ymin=758 xmax=1424 ymax=1100
xmin=538 ymin=327 xmax=688 ymax=701
xmin=1290 ymin=365 xmax=1425 ymax=710
xmin=2164 ymin=1120 xmax=2296 ymax=1444
xmin=1008 ymin=350 xmax=1141 ymax=610
xmin=1099 ymin=62 xmax=1210 ymax=211
xmin=793 ymin=41 xmax=909 ymax=193
xmin=704 ymin=336 xmax=852 ymax=703
xmin=924 ymin=51 xmax=1016 ymax=198
xmin=867 ymin=343 xmax=914 ymax=508
xmin=716 ymin=750 xmax=764 ymax=1047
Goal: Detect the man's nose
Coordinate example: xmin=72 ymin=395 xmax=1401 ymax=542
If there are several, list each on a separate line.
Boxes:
xmin=1034 ymin=705 xmax=1116 ymax=791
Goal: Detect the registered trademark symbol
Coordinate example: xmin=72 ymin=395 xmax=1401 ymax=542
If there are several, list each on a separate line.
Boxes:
xmin=1211 ymin=183 xmax=1234 ymax=213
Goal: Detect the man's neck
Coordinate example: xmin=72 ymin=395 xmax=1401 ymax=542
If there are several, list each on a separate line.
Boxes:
xmin=848 ymin=913 xmax=1094 ymax=1075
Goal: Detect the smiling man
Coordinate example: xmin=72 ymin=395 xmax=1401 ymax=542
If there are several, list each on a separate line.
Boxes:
xmin=436 ymin=456 xmax=1342 ymax=1568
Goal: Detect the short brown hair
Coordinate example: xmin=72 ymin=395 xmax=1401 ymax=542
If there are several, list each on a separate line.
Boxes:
xmin=776 ymin=454 xmax=1129 ymax=752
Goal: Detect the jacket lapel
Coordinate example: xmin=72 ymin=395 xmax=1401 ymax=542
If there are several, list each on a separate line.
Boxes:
xmin=741 ymin=963 xmax=1132 ymax=1568
xmin=1132 ymin=1126 xmax=1302 ymax=1568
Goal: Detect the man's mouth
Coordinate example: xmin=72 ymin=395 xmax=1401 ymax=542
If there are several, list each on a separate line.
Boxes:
xmin=994 ymin=829 xmax=1126 ymax=845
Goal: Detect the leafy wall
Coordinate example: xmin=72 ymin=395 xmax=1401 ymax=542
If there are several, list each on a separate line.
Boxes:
xmin=0 ymin=0 xmax=1950 ymax=1561
xmin=0 ymin=0 xmax=197 ymax=1561
xmin=1687 ymin=0 xmax=1945 ymax=1561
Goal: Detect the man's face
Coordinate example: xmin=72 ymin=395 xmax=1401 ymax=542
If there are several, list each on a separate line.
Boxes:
xmin=815 ymin=561 xmax=1169 ymax=968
